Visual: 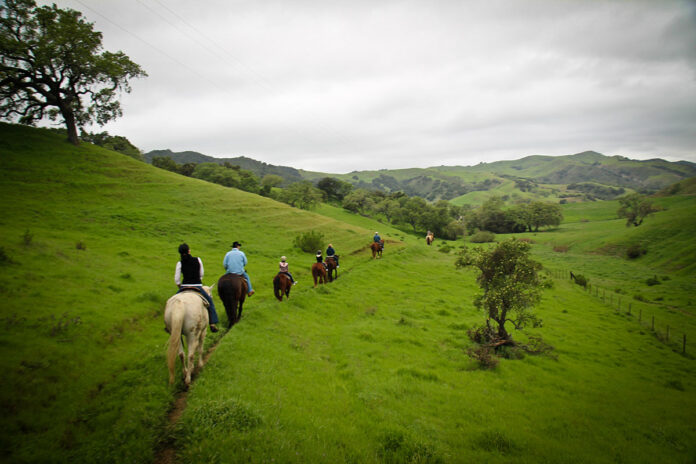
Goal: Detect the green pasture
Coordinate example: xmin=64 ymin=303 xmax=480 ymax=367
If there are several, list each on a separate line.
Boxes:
xmin=1 ymin=123 xmax=695 ymax=463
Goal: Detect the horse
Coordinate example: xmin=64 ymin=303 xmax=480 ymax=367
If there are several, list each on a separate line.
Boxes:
xmin=273 ymin=272 xmax=292 ymax=301
xmin=325 ymin=256 xmax=338 ymax=282
xmin=164 ymin=286 xmax=213 ymax=386
xmin=426 ymin=233 xmax=434 ymax=245
xmin=217 ymin=273 xmax=247 ymax=328
xmin=370 ymin=240 xmax=384 ymax=259
xmin=311 ymin=262 xmax=327 ymax=287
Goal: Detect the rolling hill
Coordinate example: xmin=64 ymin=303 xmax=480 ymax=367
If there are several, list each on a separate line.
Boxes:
xmin=2 ymin=123 xmax=695 ymax=463
xmin=146 ymin=148 xmax=696 ymax=205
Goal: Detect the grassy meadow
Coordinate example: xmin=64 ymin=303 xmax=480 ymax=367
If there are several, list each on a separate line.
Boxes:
xmin=1 ymin=123 xmax=695 ymax=463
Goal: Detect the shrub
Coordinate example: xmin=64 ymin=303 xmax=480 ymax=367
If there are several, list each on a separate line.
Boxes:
xmin=467 ymin=325 xmax=496 ymax=345
xmin=633 ymin=293 xmax=648 ymax=302
xmin=553 ymin=245 xmax=569 ymax=253
xmin=573 ymin=274 xmax=588 ymax=288
xmin=626 ymin=244 xmax=647 ymax=259
xmin=76 ymin=241 xmax=86 ymax=250
xmin=467 ymin=345 xmax=499 ymax=369
xmin=470 ymin=231 xmax=495 ymax=243
xmin=293 ymin=230 xmax=325 ymax=253
xmin=645 ymin=275 xmax=661 ymax=286
xmin=0 ymin=247 xmax=14 ymax=263
xmin=439 ymin=245 xmax=452 ymax=253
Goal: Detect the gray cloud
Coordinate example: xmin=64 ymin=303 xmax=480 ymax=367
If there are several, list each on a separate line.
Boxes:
xmin=39 ymin=0 xmax=696 ymax=172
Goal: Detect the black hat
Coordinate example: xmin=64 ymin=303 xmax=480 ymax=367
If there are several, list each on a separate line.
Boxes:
xmin=178 ymin=243 xmax=190 ymax=254
xmin=232 ymin=241 xmax=242 ymax=248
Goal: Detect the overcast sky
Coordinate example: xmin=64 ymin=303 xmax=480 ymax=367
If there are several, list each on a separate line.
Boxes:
xmin=39 ymin=0 xmax=696 ymax=173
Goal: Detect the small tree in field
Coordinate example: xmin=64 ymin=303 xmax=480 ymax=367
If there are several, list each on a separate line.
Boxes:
xmin=617 ymin=193 xmax=659 ymax=227
xmin=455 ymin=239 xmax=543 ymax=344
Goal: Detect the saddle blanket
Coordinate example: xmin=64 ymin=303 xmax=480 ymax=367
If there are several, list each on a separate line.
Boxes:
xmin=178 ymin=288 xmax=210 ymax=307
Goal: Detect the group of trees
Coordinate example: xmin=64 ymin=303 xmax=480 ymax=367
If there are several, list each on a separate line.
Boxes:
xmin=463 ymin=197 xmax=563 ymax=234
xmin=152 ymin=157 xmax=261 ymax=194
xmin=339 ymin=188 xmax=468 ymax=239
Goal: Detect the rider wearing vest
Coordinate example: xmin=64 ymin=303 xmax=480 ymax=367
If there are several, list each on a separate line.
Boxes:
xmin=326 ymin=244 xmax=339 ymax=267
xmin=175 ymin=243 xmax=219 ymax=332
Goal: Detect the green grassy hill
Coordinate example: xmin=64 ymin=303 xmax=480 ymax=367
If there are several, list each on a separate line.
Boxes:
xmin=1 ymin=123 xmax=695 ymax=463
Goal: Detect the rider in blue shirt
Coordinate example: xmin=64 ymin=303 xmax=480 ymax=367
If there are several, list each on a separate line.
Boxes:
xmin=223 ymin=241 xmax=254 ymax=296
xmin=326 ymin=244 xmax=339 ymax=267
xmin=373 ymin=232 xmax=383 ymax=250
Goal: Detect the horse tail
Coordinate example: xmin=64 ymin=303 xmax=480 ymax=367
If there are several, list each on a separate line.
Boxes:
xmin=167 ymin=300 xmax=185 ymax=384
xmin=273 ymin=274 xmax=282 ymax=301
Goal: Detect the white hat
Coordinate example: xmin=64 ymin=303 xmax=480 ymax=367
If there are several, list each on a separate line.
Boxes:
xmin=280 ymin=256 xmax=286 ymax=261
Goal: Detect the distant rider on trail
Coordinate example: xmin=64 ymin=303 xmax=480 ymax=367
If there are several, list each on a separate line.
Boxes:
xmin=316 ymin=250 xmax=327 ymax=271
xmin=279 ymin=256 xmax=297 ymax=285
xmin=174 ymin=243 xmax=219 ymax=332
xmin=373 ymin=232 xmax=383 ymax=250
xmin=326 ymin=243 xmax=339 ymax=268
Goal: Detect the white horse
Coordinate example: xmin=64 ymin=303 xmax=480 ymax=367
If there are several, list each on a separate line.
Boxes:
xmin=164 ymin=285 xmax=213 ymax=386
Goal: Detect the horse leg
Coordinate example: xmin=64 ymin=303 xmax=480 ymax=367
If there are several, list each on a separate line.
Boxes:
xmin=181 ymin=335 xmax=192 ymax=386
xmin=196 ymin=328 xmax=206 ymax=370
xmin=237 ymin=300 xmax=244 ymax=322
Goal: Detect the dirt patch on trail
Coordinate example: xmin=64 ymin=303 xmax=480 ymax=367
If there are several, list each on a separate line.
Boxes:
xmin=153 ymin=342 xmax=221 ymax=464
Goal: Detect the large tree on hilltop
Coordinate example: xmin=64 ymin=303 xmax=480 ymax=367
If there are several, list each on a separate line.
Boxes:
xmin=0 ymin=0 xmax=146 ymax=145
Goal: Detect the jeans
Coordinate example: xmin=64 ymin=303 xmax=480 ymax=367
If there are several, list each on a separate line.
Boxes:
xmin=177 ymin=286 xmax=219 ymax=324
xmin=228 ymin=272 xmax=253 ymax=293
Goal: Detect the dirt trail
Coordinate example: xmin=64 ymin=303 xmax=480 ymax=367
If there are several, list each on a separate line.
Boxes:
xmin=153 ymin=341 xmax=221 ymax=464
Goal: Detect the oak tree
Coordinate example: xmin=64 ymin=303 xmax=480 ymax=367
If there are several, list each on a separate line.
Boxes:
xmin=1 ymin=0 xmax=146 ymax=145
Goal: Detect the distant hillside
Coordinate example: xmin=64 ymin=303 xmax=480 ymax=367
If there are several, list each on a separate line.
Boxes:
xmin=144 ymin=149 xmax=305 ymax=185
xmin=146 ymin=148 xmax=696 ymax=205
xmin=459 ymin=151 xmax=696 ymax=190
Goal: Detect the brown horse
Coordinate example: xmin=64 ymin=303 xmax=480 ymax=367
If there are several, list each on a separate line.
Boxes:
xmin=426 ymin=233 xmax=434 ymax=245
xmin=273 ymin=272 xmax=292 ymax=301
xmin=311 ymin=262 xmax=327 ymax=287
xmin=370 ymin=240 xmax=384 ymax=259
xmin=217 ymin=273 xmax=248 ymax=328
xmin=325 ymin=256 xmax=338 ymax=282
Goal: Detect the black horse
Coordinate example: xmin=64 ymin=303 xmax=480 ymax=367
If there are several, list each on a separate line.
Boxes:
xmin=217 ymin=273 xmax=248 ymax=328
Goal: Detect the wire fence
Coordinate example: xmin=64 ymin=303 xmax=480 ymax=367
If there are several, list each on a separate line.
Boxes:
xmin=546 ymin=269 xmax=689 ymax=356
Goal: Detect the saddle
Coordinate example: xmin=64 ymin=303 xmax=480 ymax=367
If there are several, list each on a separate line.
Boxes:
xmin=178 ymin=287 xmax=210 ymax=307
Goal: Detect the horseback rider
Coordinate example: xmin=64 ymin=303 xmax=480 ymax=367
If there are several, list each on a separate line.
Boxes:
xmin=373 ymin=232 xmax=383 ymax=250
xmin=326 ymin=243 xmax=339 ymax=268
xmin=316 ymin=250 xmax=328 ymax=271
xmin=174 ymin=243 xmax=219 ymax=332
xmin=279 ymin=256 xmax=297 ymax=285
xmin=223 ymin=241 xmax=255 ymax=297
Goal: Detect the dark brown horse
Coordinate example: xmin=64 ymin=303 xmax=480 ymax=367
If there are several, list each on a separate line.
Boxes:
xmin=273 ymin=272 xmax=292 ymax=301
xmin=370 ymin=240 xmax=384 ymax=259
xmin=426 ymin=233 xmax=434 ymax=245
xmin=325 ymin=256 xmax=338 ymax=282
xmin=217 ymin=273 xmax=247 ymax=328
xmin=311 ymin=262 xmax=327 ymax=287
